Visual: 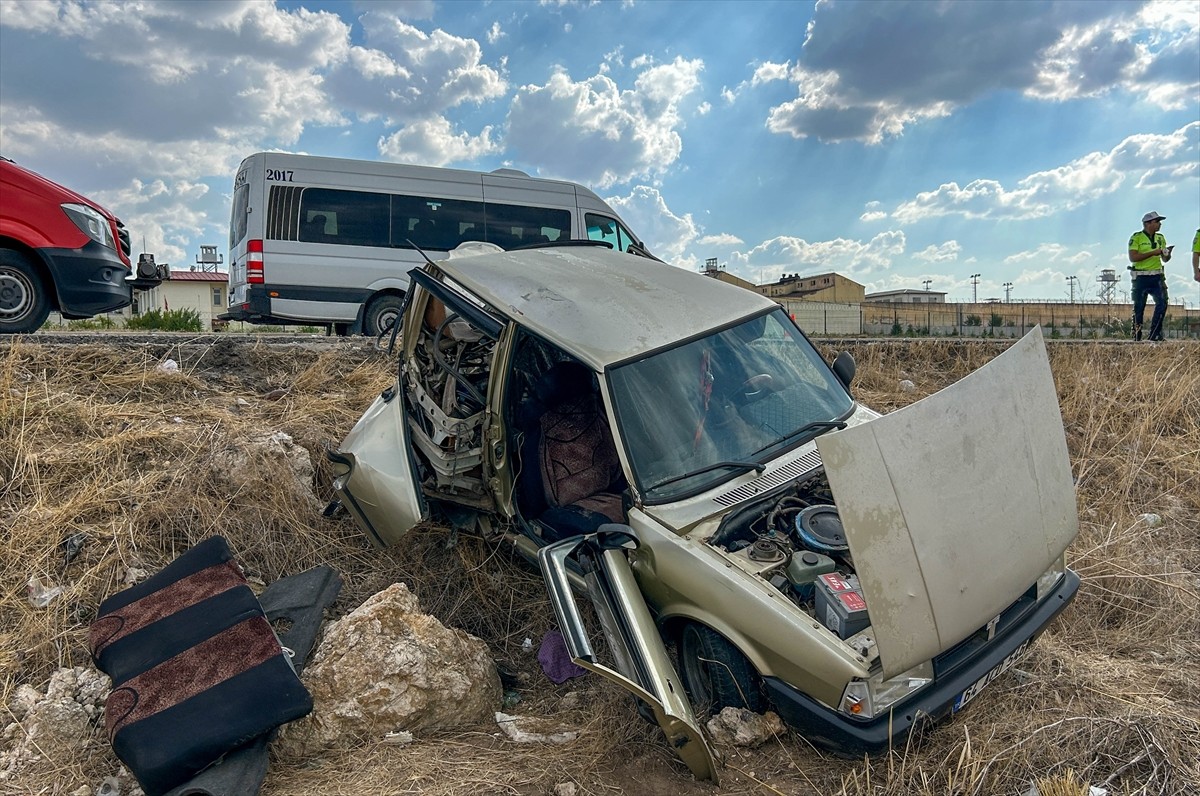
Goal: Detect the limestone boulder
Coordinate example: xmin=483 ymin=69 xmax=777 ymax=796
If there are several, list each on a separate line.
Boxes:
xmin=280 ymin=582 xmax=501 ymax=755
xmin=1 ymin=667 xmax=111 ymax=783
xmin=705 ymin=707 xmax=786 ymax=749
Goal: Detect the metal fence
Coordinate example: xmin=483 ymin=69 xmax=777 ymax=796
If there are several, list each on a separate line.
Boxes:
xmin=780 ymin=299 xmax=1200 ymax=339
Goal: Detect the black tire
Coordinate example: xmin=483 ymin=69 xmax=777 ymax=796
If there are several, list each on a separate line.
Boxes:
xmin=0 ymin=249 xmax=51 ymax=334
xmin=363 ymin=293 xmax=405 ymax=337
xmin=678 ymin=622 xmax=767 ymax=714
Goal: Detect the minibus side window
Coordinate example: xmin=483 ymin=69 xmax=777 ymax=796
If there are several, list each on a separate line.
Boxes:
xmin=391 ymin=195 xmax=486 ymax=251
xmin=299 ymin=189 xmax=388 ymax=247
xmin=484 ymin=204 xmax=570 ymax=249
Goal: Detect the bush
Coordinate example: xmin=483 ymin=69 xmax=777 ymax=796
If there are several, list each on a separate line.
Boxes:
xmin=66 ymin=315 xmax=118 ymax=330
xmin=126 ymin=308 xmax=203 ymax=332
xmin=965 ymin=314 xmax=982 ymax=327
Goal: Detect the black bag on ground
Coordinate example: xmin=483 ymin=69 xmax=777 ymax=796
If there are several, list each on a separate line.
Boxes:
xmin=89 ymin=536 xmax=312 ymax=796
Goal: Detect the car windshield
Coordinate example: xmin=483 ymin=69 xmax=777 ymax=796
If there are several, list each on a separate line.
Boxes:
xmin=608 ymin=309 xmax=854 ymax=502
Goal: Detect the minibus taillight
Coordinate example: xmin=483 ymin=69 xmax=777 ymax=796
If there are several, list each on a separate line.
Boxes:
xmin=247 ymin=239 xmax=265 ymax=284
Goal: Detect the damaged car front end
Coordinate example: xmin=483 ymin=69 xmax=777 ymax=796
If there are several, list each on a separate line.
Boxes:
xmin=329 ymin=243 xmax=1080 ymax=780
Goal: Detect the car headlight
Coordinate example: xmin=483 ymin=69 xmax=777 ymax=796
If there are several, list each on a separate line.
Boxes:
xmin=1036 ymin=554 xmax=1067 ymax=599
xmin=62 ymin=203 xmax=116 ymax=250
xmin=840 ymin=660 xmax=934 ymax=720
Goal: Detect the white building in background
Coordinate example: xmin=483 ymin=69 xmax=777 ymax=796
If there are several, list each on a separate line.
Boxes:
xmin=139 ymin=270 xmax=229 ymax=330
xmin=864 ymin=289 xmax=948 ymax=304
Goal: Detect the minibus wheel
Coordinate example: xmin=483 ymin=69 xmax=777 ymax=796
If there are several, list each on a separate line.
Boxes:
xmin=0 ymin=250 xmax=51 ymax=334
xmin=364 ymin=293 xmax=405 ymax=337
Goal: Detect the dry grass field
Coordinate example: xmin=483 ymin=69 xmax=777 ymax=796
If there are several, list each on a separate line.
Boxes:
xmin=1 ymin=334 xmax=1197 ymax=796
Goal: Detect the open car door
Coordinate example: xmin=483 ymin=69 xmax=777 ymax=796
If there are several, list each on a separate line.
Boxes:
xmin=538 ymin=529 xmax=718 ymax=782
xmin=329 ymin=380 xmax=428 ymax=549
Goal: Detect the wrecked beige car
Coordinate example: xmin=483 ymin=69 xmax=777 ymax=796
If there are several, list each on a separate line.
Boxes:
xmin=328 ymin=243 xmax=1080 ymax=779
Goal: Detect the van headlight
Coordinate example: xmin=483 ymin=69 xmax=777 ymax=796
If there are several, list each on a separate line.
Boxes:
xmin=840 ymin=661 xmax=934 ymax=720
xmin=62 ymin=203 xmax=116 ymax=249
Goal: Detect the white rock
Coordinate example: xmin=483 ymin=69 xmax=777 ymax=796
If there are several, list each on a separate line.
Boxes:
xmin=705 ymin=707 xmax=786 ymax=748
xmin=279 ymin=583 xmax=501 ymax=756
xmin=899 ymin=379 xmax=916 ymax=392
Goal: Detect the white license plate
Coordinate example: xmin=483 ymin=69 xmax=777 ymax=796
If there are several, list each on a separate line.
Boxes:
xmin=952 ymin=639 xmax=1030 ymax=712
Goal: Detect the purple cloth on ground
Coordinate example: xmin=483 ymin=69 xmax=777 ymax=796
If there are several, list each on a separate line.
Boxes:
xmin=538 ymin=629 xmax=587 ymax=684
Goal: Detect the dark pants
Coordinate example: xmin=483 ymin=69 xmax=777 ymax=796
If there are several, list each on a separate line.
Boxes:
xmin=1132 ymin=274 xmax=1167 ymax=341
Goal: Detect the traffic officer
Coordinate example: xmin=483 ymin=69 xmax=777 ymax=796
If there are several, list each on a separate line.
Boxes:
xmin=1127 ymin=211 xmax=1173 ymax=341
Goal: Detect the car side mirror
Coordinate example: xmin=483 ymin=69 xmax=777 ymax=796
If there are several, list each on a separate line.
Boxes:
xmin=832 ymin=351 xmax=855 ymax=391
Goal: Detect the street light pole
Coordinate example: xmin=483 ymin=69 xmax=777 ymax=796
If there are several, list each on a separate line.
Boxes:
xmin=1066 ymin=275 xmax=1078 ymax=302
xmin=922 ymin=279 xmax=932 ymax=291
xmin=1003 ymin=281 xmax=1013 ymax=302
xmin=970 ymin=273 xmax=981 ymax=303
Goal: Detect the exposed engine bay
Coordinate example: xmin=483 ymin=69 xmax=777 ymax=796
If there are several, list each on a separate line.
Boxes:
xmin=709 ymin=473 xmax=876 ymax=654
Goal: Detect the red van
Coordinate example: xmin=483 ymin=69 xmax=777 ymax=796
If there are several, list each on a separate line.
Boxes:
xmin=0 ymin=156 xmax=159 ymax=333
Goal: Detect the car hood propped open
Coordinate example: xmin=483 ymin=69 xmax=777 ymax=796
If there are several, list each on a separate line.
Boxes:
xmin=817 ymin=327 xmax=1078 ymax=678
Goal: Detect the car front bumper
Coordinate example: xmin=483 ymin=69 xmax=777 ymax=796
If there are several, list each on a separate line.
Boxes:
xmin=39 ymin=241 xmax=133 ymax=317
xmin=763 ymin=568 xmax=1080 ymax=754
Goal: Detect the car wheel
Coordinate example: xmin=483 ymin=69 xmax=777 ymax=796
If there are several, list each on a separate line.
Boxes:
xmin=678 ymin=622 xmax=767 ymax=714
xmin=0 ymin=250 xmax=51 ymax=334
xmin=363 ymin=293 xmax=405 ymax=337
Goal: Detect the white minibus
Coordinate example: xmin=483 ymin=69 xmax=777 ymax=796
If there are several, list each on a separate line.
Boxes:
xmin=224 ymin=152 xmax=651 ymax=334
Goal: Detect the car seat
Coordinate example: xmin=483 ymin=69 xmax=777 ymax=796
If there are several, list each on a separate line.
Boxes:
xmin=515 ymin=361 xmax=626 ymax=541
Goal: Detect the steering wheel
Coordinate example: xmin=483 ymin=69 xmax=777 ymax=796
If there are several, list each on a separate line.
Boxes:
xmin=737 ymin=373 xmax=776 ymax=404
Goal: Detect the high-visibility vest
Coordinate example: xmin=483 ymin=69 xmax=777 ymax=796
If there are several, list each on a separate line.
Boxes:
xmin=1129 ymin=230 xmax=1166 ymax=274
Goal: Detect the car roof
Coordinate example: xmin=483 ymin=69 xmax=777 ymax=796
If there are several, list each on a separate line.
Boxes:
xmin=434 ymin=245 xmax=779 ymax=370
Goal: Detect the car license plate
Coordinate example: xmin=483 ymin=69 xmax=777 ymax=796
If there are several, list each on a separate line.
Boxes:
xmin=952 ymin=639 xmax=1030 ymax=712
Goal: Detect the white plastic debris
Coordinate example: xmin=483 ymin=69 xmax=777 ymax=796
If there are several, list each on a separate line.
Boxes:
xmin=899 ymin=379 xmax=916 ymax=392
xmin=27 ymin=575 xmax=65 ymax=608
xmin=1137 ymin=513 xmax=1162 ymax=527
xmin=382 ymin=730 xmax=414 ymax=745
xmin=156 ymin=358 xmax=178 ymax=373
xmin=494 ymin=712 xmax=578 ymax=744
xmin=96 ymin=776 xmax=121 ymax=796
xmin=521 ymin=637 xmax=533 ymax=652
xmin=1089 ymin=787 xmax=1109 ymax=796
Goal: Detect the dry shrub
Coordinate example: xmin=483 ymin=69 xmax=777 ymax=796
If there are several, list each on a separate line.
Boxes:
xmin=1 ymin=336 xmax=1197 ymax=795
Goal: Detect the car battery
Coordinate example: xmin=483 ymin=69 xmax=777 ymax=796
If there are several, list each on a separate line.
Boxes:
xmin=815 ymin=573 xmax=871 ymax=639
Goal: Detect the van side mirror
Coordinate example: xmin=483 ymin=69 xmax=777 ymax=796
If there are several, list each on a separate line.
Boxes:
xmin=832 ymin=351 xmax=855 ymax=391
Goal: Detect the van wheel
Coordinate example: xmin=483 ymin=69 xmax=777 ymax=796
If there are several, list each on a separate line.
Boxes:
xmin=364 ymin=293 xmax=405 ymax=337
xmin=0 ymin=250 xmax=51 ymax=334
xmin=678 ymin=622 xmax=767 ymax=714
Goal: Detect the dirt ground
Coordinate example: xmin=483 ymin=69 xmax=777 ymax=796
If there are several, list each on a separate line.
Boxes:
xmin=1 ymin=333 xmax=1197 ymax=796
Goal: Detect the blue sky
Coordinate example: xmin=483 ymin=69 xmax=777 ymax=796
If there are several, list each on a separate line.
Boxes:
xmin=1 ymin=0 xmax=1197 ymax=304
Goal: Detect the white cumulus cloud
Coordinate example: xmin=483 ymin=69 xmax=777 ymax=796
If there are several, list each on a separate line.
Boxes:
xmin=889 ymin=122 xmax=1198 ymax=223
xmin=506 ymin=57 xmax=704 ymax=187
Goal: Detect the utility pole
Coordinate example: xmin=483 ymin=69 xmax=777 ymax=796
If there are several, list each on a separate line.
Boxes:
xmin=922 ymin=279 xmax=932 ymax=291
xmin=1066 ymin=275 xmax=1078 ymax=302
xmin=970 ymin=273 xmax=981 ymax=303
xmin=1003 ymin=281 xmax=1013 ymax=302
